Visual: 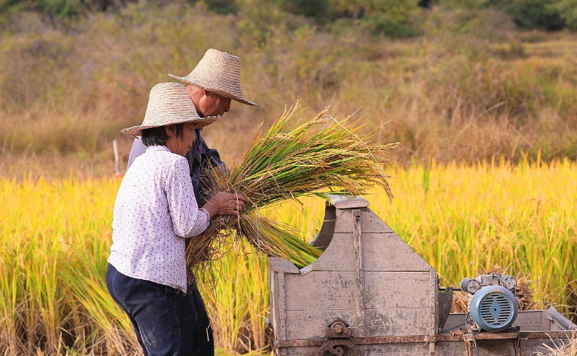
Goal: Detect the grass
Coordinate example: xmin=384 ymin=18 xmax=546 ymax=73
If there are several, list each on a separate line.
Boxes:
xmin=2 ymin=4 xmax=577 ymax=176
xmin=1 ymin=159 xmax=576 ymax=354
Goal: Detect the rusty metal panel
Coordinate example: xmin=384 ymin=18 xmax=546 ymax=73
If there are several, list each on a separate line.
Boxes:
xmin=444 ymin=313 xmax=467 ymax=331
xmin=278 ymin=334 xmax=573 ymax=355
xmin=521 ymin=339 xmax=572 ymax=355
xmin=284 ymin=272 xmax=357 ymax=311
xmin=514 ymin=311 xmax=546 ymax=331
xmin=436 ymin=340 xmax=565 ymax=356
xmin=444 ymin=310 xmax=570 ymax=333
xmin=360 ymin=344 xmax=433 ymax=355
xmin=284 ymin=309 xmax=357 ymax=340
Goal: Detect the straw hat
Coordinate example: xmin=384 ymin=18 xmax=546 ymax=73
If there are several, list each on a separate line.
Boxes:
xmin=169 ymin=49 xmax=257 ymax=106
xmin=121 ymin=82 xmax=217 ymax=137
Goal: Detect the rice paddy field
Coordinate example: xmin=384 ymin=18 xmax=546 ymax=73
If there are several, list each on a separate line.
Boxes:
xmin=1 ymin=159 xmax=576 ymax=355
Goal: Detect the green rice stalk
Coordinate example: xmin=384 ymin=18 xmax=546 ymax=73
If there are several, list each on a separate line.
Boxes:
xmin=186 ymin=103 xmax=397 ymax=274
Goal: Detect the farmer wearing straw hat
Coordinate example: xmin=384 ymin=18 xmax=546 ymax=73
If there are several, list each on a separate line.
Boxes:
xmin=108 ymin=82 xmax=249 ymax=356
xmin=125 ymin=49 xmax=257 ymax=356
xmin=128 ymin=48 xmax=257 ymax=204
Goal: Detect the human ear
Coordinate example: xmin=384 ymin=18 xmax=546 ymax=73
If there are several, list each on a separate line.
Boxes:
xmin=165 ymin=125 xmax=177 ymax=138
xmin=201 ymin=88 xmax=209 ymax=99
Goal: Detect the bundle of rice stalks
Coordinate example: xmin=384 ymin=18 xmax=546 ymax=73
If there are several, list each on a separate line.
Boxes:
xmin=186 ymin=103 xmax=397 ymax=273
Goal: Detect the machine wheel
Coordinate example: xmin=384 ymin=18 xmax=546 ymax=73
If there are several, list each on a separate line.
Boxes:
xmin=315 ymin=340 xmax=361 ymax=356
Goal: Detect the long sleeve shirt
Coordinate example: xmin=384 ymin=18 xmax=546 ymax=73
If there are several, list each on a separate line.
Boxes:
xmin=127 ymin=128 xmax=224 ymax=205
xmin=108 ymin=145 xmax=210 ymax=292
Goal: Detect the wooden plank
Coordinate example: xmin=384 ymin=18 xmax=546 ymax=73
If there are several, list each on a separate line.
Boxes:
xmin=360 ymin=210 xmax=395 ymax=233
xmin=352 ymin=208 xmax=366 ymax=336
xmin=327 ymin=194 xmax=370 ymax=209
xmin=430 ymin=269 xmax=439 ymax=337
xmin=365 ymin=308 xmax=432 ymax=336
xmin=362 ymin=233 xmax=432 ymax=272
xmin=364 ymin=272 xmax=432 ymax=309
xmin=284 ymin=272 xmax=357 ymax=311
xmin=303 ymin=233 xmax=356 ymax=272
xmin=333 ymin=209 xmax=355 ymax=233
xmin=269 ymin=257 xmax=300 ymax=273
xmin=285 ymin=309 xmax=357 ymax=339
xmin=276 ymin=272 xmax=288 ymax=342
xmin=307 ymin=233 xmax=432 ymax=273
xmin=333 ymin=208 xmax=395 ymax=233
xmin=285 ymin=346 xmax=316 ymax=355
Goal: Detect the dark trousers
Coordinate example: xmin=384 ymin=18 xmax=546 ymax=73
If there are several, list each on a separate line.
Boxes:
xmin=106 ymin=264 xmax=214 ymax=356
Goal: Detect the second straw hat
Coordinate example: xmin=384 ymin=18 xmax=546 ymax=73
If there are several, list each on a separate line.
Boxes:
xmin=121 ymin=82 xmax=217 ymax=137
xmin=169 ymin=49 xmax=257 ymax=106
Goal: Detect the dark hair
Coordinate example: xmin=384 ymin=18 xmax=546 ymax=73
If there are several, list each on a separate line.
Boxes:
xmin=141 ymin=124 xmax=184 ymax=147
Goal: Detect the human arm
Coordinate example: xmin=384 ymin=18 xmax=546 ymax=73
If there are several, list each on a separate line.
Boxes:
xmin=165 ymin=157 xmax=211 ymax=238
xmin=165 ymin=157 xmax=249 ymax=238
xmin=202 ymin=192 xmax=249 ymax=218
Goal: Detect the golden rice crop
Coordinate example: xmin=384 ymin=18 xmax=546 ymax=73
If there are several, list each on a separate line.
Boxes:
xmin=188 ymin=104 xmax=397 ymax=270
xmin=1 ymin=159 xmax=576 ymax=355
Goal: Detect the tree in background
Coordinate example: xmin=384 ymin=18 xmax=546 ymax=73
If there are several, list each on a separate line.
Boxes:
xmin=328 ymin=0 xmax=422 ymax=38
xmin=2 ymin=0 xmax=577 ymax=34
xmin=505 ymin=0 xmax=565 ymax=30
xmin=554 ymin=0 xmax=577 ymax=30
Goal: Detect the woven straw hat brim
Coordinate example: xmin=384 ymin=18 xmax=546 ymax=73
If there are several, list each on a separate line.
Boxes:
xmin=169 ymin=74 xmax=257 ymax=106
xmin=121 ymin=116 xmax=218 ymax=137
xmin=121 ymin=82 xmax=218 ymax=137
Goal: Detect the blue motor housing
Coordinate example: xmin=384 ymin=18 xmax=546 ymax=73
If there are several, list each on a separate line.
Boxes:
xmin=469 ymin=286 xmax=518 ymax=332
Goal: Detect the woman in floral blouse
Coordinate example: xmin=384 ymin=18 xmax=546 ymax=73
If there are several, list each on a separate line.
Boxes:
xmin=107 ymin=82 xmax=248 ymax=356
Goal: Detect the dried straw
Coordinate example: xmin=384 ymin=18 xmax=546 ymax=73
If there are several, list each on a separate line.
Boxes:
xmin=535 ymin=333 xmax=577 ymax=356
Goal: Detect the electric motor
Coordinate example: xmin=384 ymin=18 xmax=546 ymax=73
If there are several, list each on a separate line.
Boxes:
xmin=459 ymin=274 xmax=519 ymax=332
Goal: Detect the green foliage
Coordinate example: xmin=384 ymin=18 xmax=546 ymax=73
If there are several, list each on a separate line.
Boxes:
xmin=0 ymin=0 xmax=84 ymax=23
xmin=280 ymin=0 xmax=331 ymax=23
xmin=504 ymin=0 xmax=566 ymax=30
xmin=329 ymin=0 xmax=422 ymax=38
xmin=199 ymin=0 xmax=237 ymax=14
xmin=236 ymin=0 xmax=285 ymax=46
xmin=439 ymin=0 xmax=495 ymax=9
xmin=2 ymin=4 xmax=577 ymax=165
xmin=3 ymin=0 xmax=577 ymax=34
xmin=41 ymin=0 xmax=83 ymax=19
xmin=554 ymin=0 xmax=577 ymax=30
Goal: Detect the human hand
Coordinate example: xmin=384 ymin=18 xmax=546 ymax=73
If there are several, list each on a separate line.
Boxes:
xmin=202 ymin=192 xmax=249 ymax=218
